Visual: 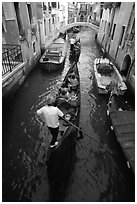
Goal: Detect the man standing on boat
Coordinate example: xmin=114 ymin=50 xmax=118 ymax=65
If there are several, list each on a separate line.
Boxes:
xmin=69 ymin=36 xmax=75 ymax=52
xmin=36 ymin=95 xmax=64 ymax=148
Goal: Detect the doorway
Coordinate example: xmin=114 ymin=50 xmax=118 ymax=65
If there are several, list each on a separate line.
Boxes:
xmin=121 ymin=54 xmax=131 ymax=77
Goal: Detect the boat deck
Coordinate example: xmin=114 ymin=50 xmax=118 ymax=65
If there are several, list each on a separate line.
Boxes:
xmin=94 ymin=58 xmax=127 ymax=95
xmin=110 ymin=110 xmax=135 ymax=174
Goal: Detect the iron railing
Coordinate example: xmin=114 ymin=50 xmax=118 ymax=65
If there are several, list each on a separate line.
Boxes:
xmin=2 ymin=44 xmax=23 ymax=76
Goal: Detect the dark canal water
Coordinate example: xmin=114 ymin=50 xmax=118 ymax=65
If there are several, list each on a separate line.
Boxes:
xmin=2 ymin=28 xmax=135 ymax=202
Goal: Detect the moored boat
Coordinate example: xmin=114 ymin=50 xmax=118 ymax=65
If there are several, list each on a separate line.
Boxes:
xmin=107 ymin=92 xmax=135 ymax=174
xmin=94 ymin=57 xmax=127 ymax=95
xmin=39 ymin=37 xmax=68 ymax=72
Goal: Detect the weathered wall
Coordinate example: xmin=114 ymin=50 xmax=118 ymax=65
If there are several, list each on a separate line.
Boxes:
xmin=2 ymin=2 xmax=42 ymax=100
xmin=97 ymin=2 xmax=135 ymax=94
xmin=2 ymin=62 xmax=27 ymax=100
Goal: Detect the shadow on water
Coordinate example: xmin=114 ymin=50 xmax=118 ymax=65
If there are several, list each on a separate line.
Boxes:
xmin=2 ymin=28 xmax=135 ymax=202
xmin=89 ymin=80 xmax=135 ymax=201
xmin=47 ymin=131 xmax=77 ymax=201
xmin=89 ymin=75 xmax=135 ymax=202
xmin=62 ymin=28 xmax=135 ymax=202
xmin=2 ymin=46 xmax=72 ymax=201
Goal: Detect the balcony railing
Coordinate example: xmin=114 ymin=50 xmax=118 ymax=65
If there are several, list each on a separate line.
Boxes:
xmin=2 ymin=44 xmax=23 ymax=77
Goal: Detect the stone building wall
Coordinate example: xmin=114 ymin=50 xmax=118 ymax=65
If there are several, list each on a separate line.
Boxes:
xmin=97 ymin=2 xmax=135 ymax=94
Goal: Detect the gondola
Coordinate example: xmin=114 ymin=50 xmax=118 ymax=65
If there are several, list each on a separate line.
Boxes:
xmin=69 ymin=38 xmax=81 ymax=63
xmin=39 ymin=37 xmax=68 ymax=72
xmin=107 ymin=91 xmax=135 ymax=174
xmin=46 ymin=61 xmax=81 ymax=183
xmin=94 ymin=57 xmax=127 ymax=95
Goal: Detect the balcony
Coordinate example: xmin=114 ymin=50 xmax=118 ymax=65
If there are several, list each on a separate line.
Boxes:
xmin=2 ymin=44 xmax=23 ymax=77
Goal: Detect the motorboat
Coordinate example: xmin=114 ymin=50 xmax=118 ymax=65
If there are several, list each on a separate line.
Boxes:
xmin=39 ymin=37 xmax=67 ymax=72
xmin=94 ymin=57 xmax=127 ymax=95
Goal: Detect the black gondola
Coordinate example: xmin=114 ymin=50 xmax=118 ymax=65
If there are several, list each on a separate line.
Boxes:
xmin=46 ymin=61 xmax=81 ymax=186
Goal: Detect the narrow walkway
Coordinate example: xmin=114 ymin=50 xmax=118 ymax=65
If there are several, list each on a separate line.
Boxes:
xmin=110 ymin=110 xmax=135 ymax=174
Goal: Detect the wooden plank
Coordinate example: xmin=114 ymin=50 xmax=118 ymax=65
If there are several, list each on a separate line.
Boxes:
xmin=119 ymin=141 xmax=135 ymax=151
xmin=129 ymin=161 xmax=135 ymax=174
xmin=117 ymin=137 xmax=135 ymax=144
xmin=110 ymin=111 xmax=135 ymax=126
xmin=113 ymin=124 xmax=134 ymax=134
xmin=114 ymin=128 xmax=135 ymax=141
xmin=123 ymin=148 xmax=135 ymax=161
xmin=123 ymin=148 xmax=135 ymax=173
xmin=110 ymin=110 xmax=135 ymax=174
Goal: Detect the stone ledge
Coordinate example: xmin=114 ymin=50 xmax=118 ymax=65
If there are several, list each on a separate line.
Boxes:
xmin=2 ymin=62 xmax=27 ymax=84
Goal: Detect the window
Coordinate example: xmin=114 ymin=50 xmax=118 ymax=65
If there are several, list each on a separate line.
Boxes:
xmin=100 ymin=8 xmax=103 ymax=19
xmin=2 ymin=6 xmax=6 ymax=32
xmin=111 ymin=23 xmax=116 ymax=40
xmin=119 ymin=25 xmax=125 ymax=46
xmin=108 ymin=22 xmax=111 ymax=37
xmin=43 ymin=3 xmax=47 ymax=11
xmin=51 ymin=2 xmax=56 ymax=8
xmin=2 ymin=21 xmax=7 ymax=33
xmin=33 ymin=42 xmax=36 ymax=53
xmin=49 ymin=19 xmax=51 ymax=32
xmin=27 ymin=3 xmax=33 ymax=24
xmin=14 ymin=2 xmax=23 ymax=34
xmin=103 ymin=21 xmax=106 ymax=33
xmin=2 ymin=23 xmax=5 ymax=32
xmin=44 ymin=19 xmax=46 ymax=35
xmin=52 ymin=17 xmax=54 ymax=24
xmin=129 ymin=19 xmax=135 ymax=41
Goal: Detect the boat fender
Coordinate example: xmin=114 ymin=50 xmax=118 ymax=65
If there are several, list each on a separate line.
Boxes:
xmin=127 ymin=161 xmax=131 ymax=169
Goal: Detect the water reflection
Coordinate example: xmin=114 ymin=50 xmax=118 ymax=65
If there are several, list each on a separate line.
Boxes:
xmin=2 ymin=28 xmax=134 ymax=202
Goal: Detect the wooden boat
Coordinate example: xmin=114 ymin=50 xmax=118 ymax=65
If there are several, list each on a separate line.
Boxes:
xmin=94 ymin=57 xmax=127 ymax=95
xmin=46 ymin=62 xmax=82 ymax=183
xmin=107 ymin=92 xmax=135 ymax=174
xmin=73 ymin=26 xmax=80 ymax=33
xmin=39 ymin=37 xmax=67 ymax=72
xmin=69 ymin=38 xmax=81 ymax=63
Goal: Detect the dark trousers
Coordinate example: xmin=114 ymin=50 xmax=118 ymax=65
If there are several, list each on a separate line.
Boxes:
xmin=70 ymin=44 xmax=74 ymax=52
xmin=48 ymin=126 xmax=59 ymax=145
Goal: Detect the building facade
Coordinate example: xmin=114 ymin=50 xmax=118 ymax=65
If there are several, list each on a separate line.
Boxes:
xmin=35 ymin=2 xmax=68 ymax=51
xmin=75 ymin=2 xmax=102 ymax=26
xmin=88 ymin=2 xmax=103 ymax=26
xmin=97 ymin=2 xmax=135 ymax=94
xmin=68 ymin=2 xmax=77 ymax=24
xmin=2 ymin=2 xmax=41 ymax=66
xmin=2 ymin=2 xmax=42 ymax=99
xmin=2 ymin=2 xmax=68 ymax=99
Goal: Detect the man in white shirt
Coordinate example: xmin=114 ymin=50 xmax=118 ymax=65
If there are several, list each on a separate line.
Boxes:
xmin=37 ymin=95 xmax=64 ymax=148
xmin=69 ymin=37 xmax=75 ymax=52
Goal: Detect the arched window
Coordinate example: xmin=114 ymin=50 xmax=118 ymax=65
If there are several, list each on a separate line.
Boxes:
xmin=121 ymin=54 xmax=131 ymax=77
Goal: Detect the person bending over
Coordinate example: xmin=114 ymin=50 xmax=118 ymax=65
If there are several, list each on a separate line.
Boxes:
xmin=37 ymin=95 xmax=64 ymax=148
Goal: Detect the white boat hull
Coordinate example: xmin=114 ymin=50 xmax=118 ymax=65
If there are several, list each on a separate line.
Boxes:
xmin=94 ymin=58 xmax=127 ymax=95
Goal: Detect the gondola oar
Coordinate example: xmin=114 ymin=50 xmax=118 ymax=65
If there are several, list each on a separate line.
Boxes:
xmin=63 ymin=117 xmax=115 ymax=155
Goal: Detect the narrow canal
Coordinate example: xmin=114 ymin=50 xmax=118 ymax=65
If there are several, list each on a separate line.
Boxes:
xmin=2 ymin=27 xmax=134 ymax=202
